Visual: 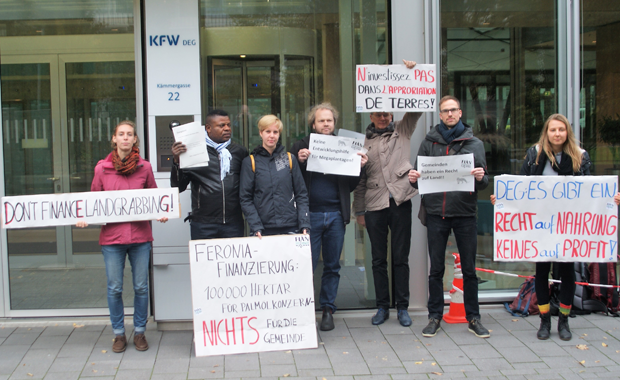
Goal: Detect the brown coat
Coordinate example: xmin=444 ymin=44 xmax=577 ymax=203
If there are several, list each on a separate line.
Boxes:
xmin=353 ymin=112 xmax=421 ymax=214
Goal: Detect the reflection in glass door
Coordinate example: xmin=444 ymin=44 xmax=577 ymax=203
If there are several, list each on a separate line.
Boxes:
xmin=1 ymin=53 xmax=136 ymax=310
xmin=210 ymin=56 xmax=313 ymax=151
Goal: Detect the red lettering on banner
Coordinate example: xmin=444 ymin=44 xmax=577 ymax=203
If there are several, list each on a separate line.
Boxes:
xmin=495 ymin=212 xmax=536 ymax=232
xmin=201 ymin=316 xmax=260 ymax=347
xmin=357 ymin=67 xmax=366 ymax=81
xmin=563 ymin=239 xmax=609 ymax=259
xmin=556 ymin=212 xmax=617 ymax=236
xmin=496 ymin=239 xmax=539 ymax=260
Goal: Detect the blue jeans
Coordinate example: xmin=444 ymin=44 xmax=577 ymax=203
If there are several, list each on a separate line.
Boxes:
xmin=310 ymin=211 xmax=345 ymax=313
xmin=190 ymin=220 xmax=244 ymax=240
xmin=426 ymin=214 xmax=479 ymax=321
xmin=102 ymin=242 xmax=151 ymax=335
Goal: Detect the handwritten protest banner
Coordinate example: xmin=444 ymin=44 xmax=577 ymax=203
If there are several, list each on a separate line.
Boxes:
xmin=2 ymin=188 xmax=180 ymax=229
xmin=493 ymin=175 xmax=618 ymax=263
xmin=306 ymin=133 xmax=362 ymax=176
xmin=189 ymin=234 xmax=317 ymax=357
xmin=356 ymin=64 xmax=436 ymax=112
xmin=417 ymin=154 xmax=474 ymax=194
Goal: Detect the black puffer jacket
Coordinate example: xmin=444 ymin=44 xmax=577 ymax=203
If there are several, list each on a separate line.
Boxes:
xmin=239 ymin=144 xmax=310 ymax=234
xmin=413 ymin=123 xmax=488 ymax=217
xmin=290 ymin=134 xmax=362 ymax=225
xmin=170 ymin=143 xmax=248 ymax=224
xmin=520 ymin=145 xmax=591 ymax=175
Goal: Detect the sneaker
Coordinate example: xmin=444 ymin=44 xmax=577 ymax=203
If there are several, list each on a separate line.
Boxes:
xmin=371 ymin=308 xmax=389 ymax=325
xmin=319 ymin=307 xmax=335 ymax=331
xmin=112 ymin=334 xmax=127 ymax=353
xmin=397 ymin=310 xmax=412 ymax=327
xmin=134 ymin=333 xmax=149 ymax=351
xmin=422 ymin=318 xmax=441 ymax=337
xmin=468 ymin=318 xmax=490 ymax=338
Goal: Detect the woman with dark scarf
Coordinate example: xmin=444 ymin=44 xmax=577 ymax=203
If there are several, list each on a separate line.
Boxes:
xmin=76 ymin=121 xmax=167 ymax=353
xmin=493 ymin=114 xmax=620 ymax=341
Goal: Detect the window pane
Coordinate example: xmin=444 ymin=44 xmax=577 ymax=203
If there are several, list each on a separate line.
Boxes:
xmin=441 ymin=0 xmax=557 ymax=291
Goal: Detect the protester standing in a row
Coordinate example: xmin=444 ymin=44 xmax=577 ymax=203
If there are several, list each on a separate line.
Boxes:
xmin=353 ymin=59 xmax=421 ymax=327
xmin=78 ymin=121 xmax=168 ymax=353
xmin=291 ymin=103 xmax=367 ymax=331
xmin=409 ymin=95 xmax=490 ymax=338
xmin=240 ymin=114 xmax=310 ymax=237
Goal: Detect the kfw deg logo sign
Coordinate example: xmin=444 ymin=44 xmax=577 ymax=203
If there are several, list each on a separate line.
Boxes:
xmin=149 ymin=35 xmax=196 ymax=46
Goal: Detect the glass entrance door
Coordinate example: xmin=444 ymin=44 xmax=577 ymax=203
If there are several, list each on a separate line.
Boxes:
xmin=1 ymin=52 xmax=136 ymax=310
xmin=210 ymin=56 xmax=313 ymax=150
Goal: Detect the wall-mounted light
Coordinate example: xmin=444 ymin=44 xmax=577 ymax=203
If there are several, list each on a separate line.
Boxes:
xmin=240 ymin=55 xmax=246 ymax=58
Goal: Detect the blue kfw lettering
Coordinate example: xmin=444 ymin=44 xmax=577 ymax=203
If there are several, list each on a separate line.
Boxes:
xmin=149 ymin=35 xmax=180 ymax=46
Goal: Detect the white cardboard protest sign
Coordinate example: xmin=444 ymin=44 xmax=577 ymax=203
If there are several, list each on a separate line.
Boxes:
xmin=189 ymin=234 xmax=317 ymax=357
xmin=494 ymin=175 xmax=618 ymax=263
xmin=355 ymin=64 xmax=437 ymax=112
xmin=306 ymin=133 xmax=362 ymax=176
xmin=417 ymin=154 xmax=475 ymax=194
xmin=2 ymin=188 xmax=180 ymax=229
xmin=172 ymin=121 xmax=209 ymax=168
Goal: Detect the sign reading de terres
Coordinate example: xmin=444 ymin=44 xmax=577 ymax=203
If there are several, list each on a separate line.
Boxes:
xmin=493 ymin=175 xmax=618 ymax=263
xmin=189 ymin=235 xmax=317 ymax=357
xmin=355 ymin=64 xmax=437 ymax=112
xmin=144 ymin=0 xmax=201 ymax=116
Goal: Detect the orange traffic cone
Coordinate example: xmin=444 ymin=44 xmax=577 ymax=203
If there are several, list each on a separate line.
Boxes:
xmin=443 ymin=253 xmax=467 ymax=324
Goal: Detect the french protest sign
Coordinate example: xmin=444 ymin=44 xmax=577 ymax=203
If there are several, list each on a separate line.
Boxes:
xmin=2 ymin=188 xmax=180 ymax=229
xmin=306 ymin=133 xmax=363 ymax=176
xmin=355 ymin=64 xmax=436 ymax=112
xmin=417 ymin=154 xmax=475 ymax=194
xmin=189 ymin=234 xmax=317 ymax=357
xmin=493 ymin=175 xmax=618 ymax=263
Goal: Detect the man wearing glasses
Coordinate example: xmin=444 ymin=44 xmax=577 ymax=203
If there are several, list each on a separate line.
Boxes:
xmin=408 ymin=95 xmax=490 ymax=339
xmin=353 ymin=59 xmax=421 ymax=327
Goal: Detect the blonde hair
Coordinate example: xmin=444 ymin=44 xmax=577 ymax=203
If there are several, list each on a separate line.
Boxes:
xmin=111 ymin=120 xmax=139 ymax=150
xmin=535 ymin=114 xmax=582 ymax=172
xmin=257 ymin=114 xmax=283 ymax=133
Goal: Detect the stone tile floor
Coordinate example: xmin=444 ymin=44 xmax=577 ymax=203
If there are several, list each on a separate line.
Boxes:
xmin=2 ymin=307 xmax=620 ymax=379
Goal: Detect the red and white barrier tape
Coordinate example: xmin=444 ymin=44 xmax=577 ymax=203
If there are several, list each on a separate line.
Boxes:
xmin=476 ymin=267 xmax=620 ymax=289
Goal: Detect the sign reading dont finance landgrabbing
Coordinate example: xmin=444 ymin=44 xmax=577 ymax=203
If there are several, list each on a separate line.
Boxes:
xmin=2 ymin=188 xmax=180 ymax=229
xmin=306 ymin=133 xmax=363 ymax=176
xmin=355 ymin=64 xmax=436 ymax=112
xmin=189 ymin=235 xmax=317 ymax=357
xmin=493 ymin=175 xmax=618 ymax=263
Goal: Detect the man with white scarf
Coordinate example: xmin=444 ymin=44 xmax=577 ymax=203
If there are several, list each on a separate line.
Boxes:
xmin=171 ymin=109 xmax=249 ymax=239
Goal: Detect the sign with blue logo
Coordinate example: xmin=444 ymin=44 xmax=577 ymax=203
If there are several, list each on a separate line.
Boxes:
xmin=145 ymin=0 xmax=201 ymax=116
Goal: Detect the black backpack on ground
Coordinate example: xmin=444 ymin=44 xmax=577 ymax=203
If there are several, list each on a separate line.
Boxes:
xmin=550 ymin=263 xmax=608 ymax=316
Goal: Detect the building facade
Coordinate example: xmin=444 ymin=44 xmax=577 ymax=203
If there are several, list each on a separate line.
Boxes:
xmin=0 ymin=0 xmax=618 ymax=319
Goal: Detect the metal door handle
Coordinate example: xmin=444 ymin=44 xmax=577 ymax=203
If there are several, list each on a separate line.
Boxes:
xmin=46 ymin=177 xmax=60 ymax=181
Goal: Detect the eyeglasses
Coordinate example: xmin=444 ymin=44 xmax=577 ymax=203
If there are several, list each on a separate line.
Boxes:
xmin=373 ymin=113 xmax=391 ymax=118
xmin=439 ymin=108 xmax=460 ymax=115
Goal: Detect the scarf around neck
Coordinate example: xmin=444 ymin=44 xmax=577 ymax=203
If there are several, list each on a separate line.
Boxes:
xmin=537 ymin=150 xmax=576 ymax=176
xmin=112 ymin=146 xmax=140 ymax=176
xmin=206 ymin=131 xmax=232 ymax=181
xmin=438 ymin=120 xmax=465 ymax=144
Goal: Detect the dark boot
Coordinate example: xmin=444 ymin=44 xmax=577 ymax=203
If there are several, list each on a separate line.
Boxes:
xmin=320 ymin=307 xmax=335 ymax=331
xmin=558 ymin=314 xmax=572 ymax=341
xmin=537 ymin=313 xmax=551 ymax=340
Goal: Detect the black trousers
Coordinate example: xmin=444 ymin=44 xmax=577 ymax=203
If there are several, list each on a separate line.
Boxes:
xmin=535 ymin=262 xmax=575 ymax=306
xmin=365 ymin=199 xmax=412 ymax=310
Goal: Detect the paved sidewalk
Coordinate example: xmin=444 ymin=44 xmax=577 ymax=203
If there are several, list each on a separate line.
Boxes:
xmin=1 ymin=307 xmax=620 ymax=380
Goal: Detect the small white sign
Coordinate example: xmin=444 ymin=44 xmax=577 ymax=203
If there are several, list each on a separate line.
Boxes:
xmin=417 ymin=154 xmax=475 ymax=194
xmin=2 ymin=188 xmax=180 ymax=229
xmin=356 ymin=64 xmax=437 ymax=112
xmin=189 ymin=235 xmax=317 ymax=357
xmin=172 ymin=122 xmax=210 ymax=168
xmin=494 ymin=175 xmax=618 ymax=263
xmin=306 ymin=134 xmax=362 ymax=176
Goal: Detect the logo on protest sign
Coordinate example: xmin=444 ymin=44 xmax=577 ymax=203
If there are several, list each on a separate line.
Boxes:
xmin=493 ymin=175 xmax=618 ymax=263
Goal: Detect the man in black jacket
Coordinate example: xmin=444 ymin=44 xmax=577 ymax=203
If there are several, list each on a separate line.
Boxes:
xmin=290 ymin=103 xmax=367 ymax=331
xmin=409 ymin=96 xmax=490 ymax=339
xmin=170 ymin=109 xmax=248 ymax=239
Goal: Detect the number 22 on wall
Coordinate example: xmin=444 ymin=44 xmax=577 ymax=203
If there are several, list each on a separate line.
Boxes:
xmin=168 ymin=92 xmax=180 ymax=101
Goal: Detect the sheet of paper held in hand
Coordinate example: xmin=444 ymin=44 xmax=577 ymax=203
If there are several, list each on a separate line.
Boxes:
xmin=306 ymin=133 xmax=363 ymax=176
xmin=417 ymin=154 xmax=475 ymax=194
xmin=172 ymin=121 xmax=210 ymax=168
